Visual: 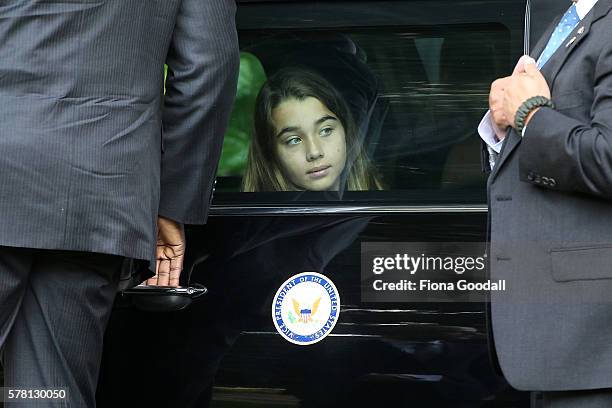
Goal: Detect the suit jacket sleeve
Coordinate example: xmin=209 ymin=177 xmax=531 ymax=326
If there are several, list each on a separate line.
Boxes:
xmin=519 ymin=41 xmax=612 ymax=199
xmin=159 ymin=0 xmax=239 ymax=224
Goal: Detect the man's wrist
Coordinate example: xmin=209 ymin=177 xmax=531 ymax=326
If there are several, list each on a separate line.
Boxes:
xmin=524 ymin=107 xmax=540 ymax=128
xmin=478 ymin=110 xmax=505 ymax=153
xmin=514 ymin=96 xmax=554 ymax=133
xmin=493 ymin=124 xmax=508 ymax=142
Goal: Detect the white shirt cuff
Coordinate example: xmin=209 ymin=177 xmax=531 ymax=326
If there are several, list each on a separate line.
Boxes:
xmin=521 ymin=122 xmax=528 ymax=137
xmin=478 ymin=110 xmax=505 ymax=153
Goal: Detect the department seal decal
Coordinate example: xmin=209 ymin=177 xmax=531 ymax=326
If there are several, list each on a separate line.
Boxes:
xmin=272 ymin=272 xmax=341 ymax=345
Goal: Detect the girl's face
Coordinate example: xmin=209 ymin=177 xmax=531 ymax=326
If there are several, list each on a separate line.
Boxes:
xmin=271 ymin=97 xmax=347 ymax=191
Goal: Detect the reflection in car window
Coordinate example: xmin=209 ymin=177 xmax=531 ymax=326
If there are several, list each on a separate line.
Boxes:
xmin=217 ymin=52 xmax=267 ymax=183
xmin=242 ymin=68 xmax=383 ymax=192
xmin=216 ymin=23 xmax=513 ymax=203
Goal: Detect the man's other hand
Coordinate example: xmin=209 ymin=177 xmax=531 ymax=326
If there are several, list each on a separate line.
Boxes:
xmin=147 ymin=216 xmax=185 ymax=287
xmin=504 ymin=56 xmax=551 ymax=128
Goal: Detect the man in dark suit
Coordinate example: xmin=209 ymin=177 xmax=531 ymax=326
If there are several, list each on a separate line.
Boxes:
xmin=479 ymin=0 xmax=612 ymax=406
xmin=0 ymin=0 xmax=239 ymax=406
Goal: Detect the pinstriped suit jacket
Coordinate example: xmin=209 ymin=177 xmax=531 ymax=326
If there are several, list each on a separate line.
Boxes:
xmin=0 ymin=0 xmax=239 ymax=285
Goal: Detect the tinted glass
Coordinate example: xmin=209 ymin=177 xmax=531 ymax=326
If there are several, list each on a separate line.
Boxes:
xmin=215 ymin=0 xmax=526 ymax=205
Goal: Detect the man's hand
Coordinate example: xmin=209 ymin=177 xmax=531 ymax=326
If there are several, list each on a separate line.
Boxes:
xmin=146 ymin=216 xmax=185 ymax=287
xmin=503 ymin=56 xmax=551 ymax=128
xmin=488 ymin=55 xmax=538 ymax=140
xmin=489 ymin=76 xmax=512 ymax=140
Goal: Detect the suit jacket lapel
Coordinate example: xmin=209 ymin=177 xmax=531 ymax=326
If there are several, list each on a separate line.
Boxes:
xmin=488 ymin=128 xmax=522 ymax=181
xmin=542 ymin=12 xmax=593 ymax=84
xmin=545 ymin=0 xmax=612 ymax=85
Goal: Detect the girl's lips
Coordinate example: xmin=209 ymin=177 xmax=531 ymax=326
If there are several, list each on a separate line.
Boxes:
xmin=307 ymin=165 xmax=331 ymax=179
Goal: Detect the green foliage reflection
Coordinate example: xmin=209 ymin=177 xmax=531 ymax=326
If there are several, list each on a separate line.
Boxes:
xmin=218 ymin=52 xmax=266 ymax=176
xmin=163 ymin=53 xmax=266 ymax=176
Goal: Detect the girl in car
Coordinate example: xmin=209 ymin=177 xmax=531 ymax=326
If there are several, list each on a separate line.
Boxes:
xmin=242 ymin=67 xmax=382 ymax=191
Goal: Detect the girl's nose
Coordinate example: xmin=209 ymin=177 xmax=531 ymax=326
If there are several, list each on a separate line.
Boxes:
xmin=305 ymin=139 xmax=324 ymax=161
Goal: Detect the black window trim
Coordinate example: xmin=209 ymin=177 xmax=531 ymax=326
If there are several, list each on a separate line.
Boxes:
xmin=209 ymin=204 xmax=487 ymax=216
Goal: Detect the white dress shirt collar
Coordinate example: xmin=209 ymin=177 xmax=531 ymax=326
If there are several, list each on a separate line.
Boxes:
xmin=575 ymin=0 xmax=598 ymax=19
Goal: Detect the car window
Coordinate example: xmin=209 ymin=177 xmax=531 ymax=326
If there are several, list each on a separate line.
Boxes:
xmin=214 ymin=0 xmax=525 ymax=205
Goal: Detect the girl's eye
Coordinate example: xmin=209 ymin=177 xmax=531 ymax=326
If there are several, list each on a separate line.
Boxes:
xmin=320 ymin=127 xmax=333 ymax=137
xmin=285 ymin=137 xmax=302 ymax=146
